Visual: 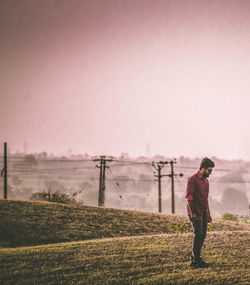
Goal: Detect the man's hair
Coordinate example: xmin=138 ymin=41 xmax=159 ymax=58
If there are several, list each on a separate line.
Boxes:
xmin=199 ymin=157 xmax=215 ymax=170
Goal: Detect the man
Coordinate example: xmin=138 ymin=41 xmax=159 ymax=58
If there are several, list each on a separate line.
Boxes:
xmin=186 ymin=157 xmax=215 ymax=268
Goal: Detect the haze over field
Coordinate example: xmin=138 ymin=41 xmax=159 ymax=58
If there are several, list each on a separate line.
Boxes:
xmin=0 ymin=153 xmax=249 ymax=216
xmin=1 ymin=0 xmax=250 ymax=159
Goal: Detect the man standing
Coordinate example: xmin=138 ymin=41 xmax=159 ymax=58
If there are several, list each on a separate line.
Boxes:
xmin=186 ymin=157 xmax=215 ymax=268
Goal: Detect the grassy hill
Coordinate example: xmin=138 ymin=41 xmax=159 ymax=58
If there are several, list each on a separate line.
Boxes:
xmin=0 ymin=231 xmax=249 ymax=284
xmin=0 ymin=199 xmax=249 ymax=248
xmin=0 ymin=200 xmax=250 ymax=284
xmin=1 ymin=199 xmax=249 ymax=248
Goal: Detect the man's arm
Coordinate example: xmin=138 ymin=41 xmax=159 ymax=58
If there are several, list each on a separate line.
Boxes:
xmin=186 ymin=176 xmax=197 ymax=219
xmin=206 ymin=199 xmax=212 ymax=223
xmin=187 ymin=200 xmax=198 ymax=219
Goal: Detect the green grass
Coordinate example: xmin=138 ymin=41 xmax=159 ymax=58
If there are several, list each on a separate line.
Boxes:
xmin=0 ymin=231 xmax=249 ymax=284
xmin=0 ymin=200 xmax=250 ymax=284
xmin=1 ymin=199 xmax=249 ymax=248
xmin=222 ymin=213 xmax=250 ymax=224
xmin=222 ymin=213 xmax=239 ymax=222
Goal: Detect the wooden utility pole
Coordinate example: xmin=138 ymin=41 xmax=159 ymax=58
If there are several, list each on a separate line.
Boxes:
xmin=102 ymin=159 xmax=107 ymax=205
xmin=98 ymin=158 xmax=103 ymax=206
xmin=170 ymin=160 xmax=175 ymax=214
xmin=157 ymin=166 xmax=162 ymax=213
xmin=162 ymin=159 xmax=183 ymax=214
xmin=3 ymin=143 xmax=7 ymax=199
xmin=94 ymin=156 xmax=112 ymax=207
xmin=153 ymin=161 xmax=169 ymax=213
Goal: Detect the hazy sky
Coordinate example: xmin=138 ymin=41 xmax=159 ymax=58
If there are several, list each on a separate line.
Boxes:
xmin=1 ymin=0 xmax=250 ymax=159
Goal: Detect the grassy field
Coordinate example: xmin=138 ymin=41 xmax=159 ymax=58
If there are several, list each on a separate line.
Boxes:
xmin=0 ymin=200 xmax=248 ymax=248
xmin=0 ymin=231 xmax=249 ymax=284
xmin=0 ymin=200 xmax=249 ymax=284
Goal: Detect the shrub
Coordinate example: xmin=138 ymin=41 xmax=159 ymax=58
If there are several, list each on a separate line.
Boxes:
xmin=241 ymin=215 xmax=250 ymax=224
xmin=222 ymin=213 xmax=238 ymax=221
xmin=30 ymin=191 xmax=82 ymax=205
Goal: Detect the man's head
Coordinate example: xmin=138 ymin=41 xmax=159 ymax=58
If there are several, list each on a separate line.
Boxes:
xmin=199 ymin=157 xmax=215 ymax=178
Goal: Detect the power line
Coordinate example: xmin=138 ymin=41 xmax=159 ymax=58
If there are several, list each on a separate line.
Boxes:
xmin=139 ymin=180 xmax=158 ymax=210
xmin=6 ymin=155 xmax=237 ymax=173
xmin=174 ymin=165 xmax=233 ymax=172
xmin=107 ymin=167 xmax=123 ymax=200
xmin=8 ymin=166 xmax=96 ymax=172
xmin=7 ymin=156 xmax=93 ymax=162
xmin=112 ymin=159 xmax=152 ymax=165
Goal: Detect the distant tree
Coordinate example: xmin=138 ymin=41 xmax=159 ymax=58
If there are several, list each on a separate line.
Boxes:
xmin=44 ymin=179 xmax=67 ymax=193
xmin=11 ymin=154 xmax=38 ymax=170
xmin=3 ymin=185 xmax=32 ymax=200
xmin=219 ymin=172 xmax=245 ymax=183
xmin=79 ymin=181 xmax=91 ymax=192
xmin=83 ymin=153 xmax=89 ymax=159
xmin=30 ymin=191 xmax=82 ymax=205
xmin=38 ymin=152 xmax=47 ymax=159
xmin=208 ymin=196 xmax=222 ymax=216
xmin=220 ymin=188 xmax=249 ymax=215
xmin=136 ymin=156 xmax=149 ymax=162
xmin=12 ymin=176 xmax=22 ymax=187
xmin=71 ymin=154 xmax=84 ymax=159
xmin=0 ymin=185 xmax=12 ymax=199
xmin=23 ymin=155 xmax=38 ymax=169
xmin=59 ymin=156 xmax=69 ymax=160
xmin=137 ymin=174 xmax=154 ymax=194
xmin=165 ymin=195 xmax=186 ymax=215
xmin=119 ymin=152 xmax=129 ymax=160
xmin=21 ymin=187 xmax=33 ymax=200
xmin=152 ymin=154 xmax=166 ymax=161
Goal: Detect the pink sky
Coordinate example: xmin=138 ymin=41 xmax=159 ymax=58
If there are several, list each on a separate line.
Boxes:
xmin=1 ymin=0 xmax=250 ymax=159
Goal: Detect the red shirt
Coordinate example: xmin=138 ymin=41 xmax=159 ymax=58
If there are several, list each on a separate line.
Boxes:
xmin=186 ymin=171 xmax=211 ymax=219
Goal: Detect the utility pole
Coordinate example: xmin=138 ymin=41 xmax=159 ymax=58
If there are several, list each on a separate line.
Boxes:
xmin=170 ymin=160 xmax=176 ymax=214
xmin=1 ymin=143 xmax=8 ymax=199
xmin=102 ymin=159 xmax=107 ymax=204
xmin=162 ymin=159 xmax=183 ymax=214
xmin=94 ymin=156 xmax=112 ymax=207
xmin=98 ymin=158 xmax=103 ymax=206
xmin=152 ymin=161 xmax=169 ymax=213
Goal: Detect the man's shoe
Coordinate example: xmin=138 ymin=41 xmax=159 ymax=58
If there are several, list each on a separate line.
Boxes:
xmin=198 ymin=258 xmax=210 ymax=268
xmin=190 ymin=261 xmax=200 ymax=268
xmin=190 ymin=261 xmax=209 ymax=268
xmin=190 ymin=257 xmax=209 ymax=268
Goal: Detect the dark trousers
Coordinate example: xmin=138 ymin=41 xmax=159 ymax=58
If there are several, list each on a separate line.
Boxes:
xmin=189 ymin=215 xmax=207 ymax=261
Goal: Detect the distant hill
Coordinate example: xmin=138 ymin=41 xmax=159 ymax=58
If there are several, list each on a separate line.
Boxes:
xmin=0 ymin=200 xmax=249 ymax=248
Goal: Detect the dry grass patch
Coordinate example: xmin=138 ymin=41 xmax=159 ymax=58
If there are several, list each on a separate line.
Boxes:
xmin=0 ymin=231 xmax=249 ymax=284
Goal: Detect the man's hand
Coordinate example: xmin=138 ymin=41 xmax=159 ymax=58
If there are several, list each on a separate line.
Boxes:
xmin=191 ymin=213 xmax=198 ymax=220
xmin=207 ymin=216 xmax=212 ymax=223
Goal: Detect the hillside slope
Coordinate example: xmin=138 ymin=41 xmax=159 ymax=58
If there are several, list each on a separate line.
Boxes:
xmin=0 ymin=200 xmax=249 ymax=247
xmin=0 ymin=231 xmax=249 ymax=284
